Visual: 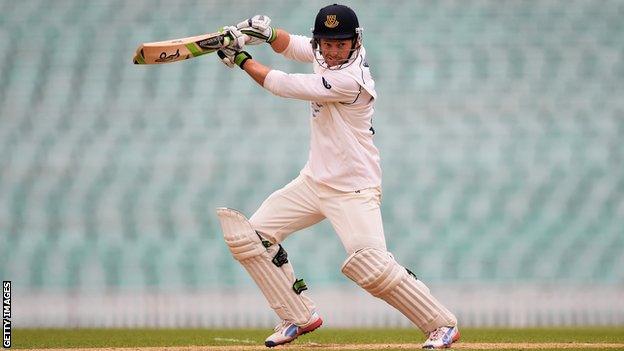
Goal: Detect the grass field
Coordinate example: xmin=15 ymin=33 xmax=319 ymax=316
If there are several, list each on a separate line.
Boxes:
xmin=13 ymin=327 xmax=624 ymax=351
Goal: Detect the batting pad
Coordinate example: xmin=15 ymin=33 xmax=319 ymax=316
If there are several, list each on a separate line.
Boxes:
xmin=216 ymin=207 xmax=316 ymax=326
xmin=341 ymin=247 xmax=457 ymax=333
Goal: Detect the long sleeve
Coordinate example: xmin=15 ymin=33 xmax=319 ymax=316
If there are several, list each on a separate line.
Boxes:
xmin=280 ymin=34 xmax=315 ymax=63
xmin=263 ymin=70 xmax=360 ymax=103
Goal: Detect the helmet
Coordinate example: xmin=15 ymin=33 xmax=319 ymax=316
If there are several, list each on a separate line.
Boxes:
xmin=311 ymin=4 xmax=363 ymax=69
xmin=312 ymin=4 xmax=360 ymax=40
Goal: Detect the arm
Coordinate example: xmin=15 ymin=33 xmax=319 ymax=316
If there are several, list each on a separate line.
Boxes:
xmin=219 ymin=16 xmax=317 ymax=90
xmin=242 ymin=59 xmax=271 ymax=87
xmin=217 ymin=49 xmax=271 ymax=86
xmin=267 ymin=28 xmax=315 ymax=63
xmin=262 ymin=70 xmax=360 ymax=103
xmin=222 ymin=51 xmax=359 ymax=102
xmin=228 ymin=15 xmax=313 ymax=62
xmin=219 ymin=27 xmax=308 ymax=87
xmin=270 ymin=28 xmax=290 ymax=53
xmin=240 ymin=28 xmax=303 ymax=86
xmin=225 ymin=51 xmax=359 ymax=102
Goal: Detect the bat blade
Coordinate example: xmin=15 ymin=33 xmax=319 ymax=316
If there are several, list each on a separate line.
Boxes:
xmin=133 ymin=32 xmax=231 ymax=65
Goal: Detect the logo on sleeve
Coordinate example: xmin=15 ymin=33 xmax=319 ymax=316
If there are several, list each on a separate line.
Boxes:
xmin=322 ymin=77 xmax=332 ymax=89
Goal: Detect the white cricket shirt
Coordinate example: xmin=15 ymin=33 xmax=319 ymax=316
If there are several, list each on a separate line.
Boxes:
xmin=263 ymin=34 xmax=381 ymax=192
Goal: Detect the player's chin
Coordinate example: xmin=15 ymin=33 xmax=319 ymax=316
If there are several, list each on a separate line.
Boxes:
xmin=326 ymin=58 xmax=346 ymax=68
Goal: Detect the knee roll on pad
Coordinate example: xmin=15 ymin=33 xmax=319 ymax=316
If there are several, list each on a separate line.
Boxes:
xmin=341 ymin=247 xmax=457 ymax=333
xmin=216 ymin=207 xmax=316 ymax=325
xmin=217 ymin=207 xmax=267 ymax=261
xmin=340 ymin=247 xmax=406 ymax=297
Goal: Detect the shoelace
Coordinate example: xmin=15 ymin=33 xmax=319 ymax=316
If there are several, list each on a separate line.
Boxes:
xmin=428 ymin=327 xmax=447 ymax=340
xmin=273 ymin=320 xmax=291 ymax=333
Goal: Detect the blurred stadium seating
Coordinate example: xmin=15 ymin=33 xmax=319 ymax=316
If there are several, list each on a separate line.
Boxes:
xmin=0 ymin=0 xmax=623 ymax=327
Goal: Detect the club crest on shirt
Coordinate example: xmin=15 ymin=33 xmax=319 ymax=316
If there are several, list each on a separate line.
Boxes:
xmin=325 ymin=15 xmax=339 ymax=28
xmin=322 ymin=77 xmax=332 ymax=89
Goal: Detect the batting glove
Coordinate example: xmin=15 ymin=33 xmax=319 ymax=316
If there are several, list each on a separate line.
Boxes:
xmin=221 ymin=25 xmax=246 ymax=51
xmin=217 ymin=49 xmax=252 ymax=69
xmin=236 ymin=15 xmax=277 ymax=45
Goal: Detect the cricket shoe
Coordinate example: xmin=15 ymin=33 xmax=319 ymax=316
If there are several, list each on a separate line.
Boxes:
xmin=422 ymin=325 xmax=460 ymax=349
xmin=264 ymin=312 xmax=323 ymax=347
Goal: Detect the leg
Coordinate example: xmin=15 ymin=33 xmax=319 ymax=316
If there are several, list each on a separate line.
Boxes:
xmin=318 ymin=184 xmax=459 ymax=348
xmin=250 ymin=175 xmax=325 ymax=245
xmin=217 ymin=208 xmax=317 ymax=325
xmin=320 ymin=185 xmax=387 ymax=254
xmin=217 ymin=176 xmax=324 ymax=347
xmin=341 ymin=248 xmax=459 ymax=348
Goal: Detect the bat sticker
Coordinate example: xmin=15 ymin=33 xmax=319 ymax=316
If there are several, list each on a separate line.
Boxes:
xmin=197 ymin=36 xmax=225 ymax=50
xmin=156 ymin=49 xmax=181 ymax=63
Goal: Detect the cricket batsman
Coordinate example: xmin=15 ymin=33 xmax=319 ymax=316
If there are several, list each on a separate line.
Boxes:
xmin=215 ymin=4 xmax=460 ymax=349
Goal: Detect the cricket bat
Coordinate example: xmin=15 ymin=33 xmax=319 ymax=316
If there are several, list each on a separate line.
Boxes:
xmin=133 ymin=31 xmax=233 ymax=64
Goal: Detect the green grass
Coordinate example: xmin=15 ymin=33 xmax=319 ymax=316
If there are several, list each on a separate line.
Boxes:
xmin=13 ymin=327 xmax=624 ymax=350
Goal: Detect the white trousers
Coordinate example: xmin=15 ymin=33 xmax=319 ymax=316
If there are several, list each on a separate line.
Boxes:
xmin=250 ymin=174 xmax=387 ymax=254
xmin=247 ymin=174 xmax=457 ymax=332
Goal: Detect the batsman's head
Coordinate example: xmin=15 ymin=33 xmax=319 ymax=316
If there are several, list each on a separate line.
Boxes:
xmin=311 ymin=4 xmax=362 ymax=70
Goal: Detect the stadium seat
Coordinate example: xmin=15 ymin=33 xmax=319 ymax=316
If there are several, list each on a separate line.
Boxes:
xmin=0 ymin=0 xmax=622 ymax=295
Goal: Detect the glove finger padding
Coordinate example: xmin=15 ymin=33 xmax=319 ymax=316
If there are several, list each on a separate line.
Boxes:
xmin=223 ymin=26 xmax=246 ymax=51
xmin=217 ymin=49 xmax=252 ymax=69
xmin=236 ymin=15 xmax=271 ymax=31
xmin=251 ymin=15 xmax=272 ymax=30
xmin=235 ymin=15 xmax=276 ymax=45
xmin=217 ymin=49 xmax=236 ymax=68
